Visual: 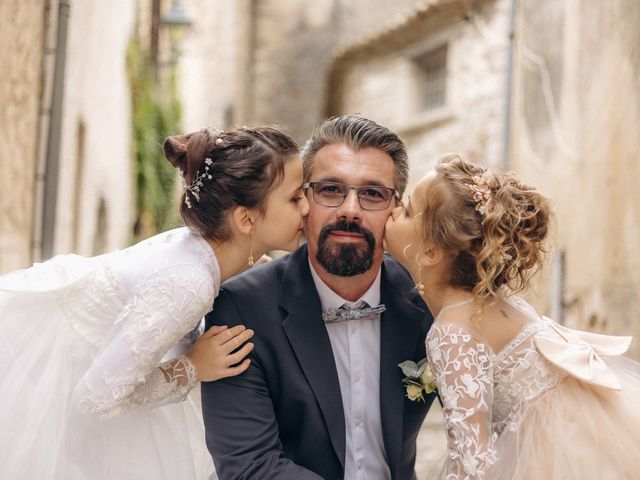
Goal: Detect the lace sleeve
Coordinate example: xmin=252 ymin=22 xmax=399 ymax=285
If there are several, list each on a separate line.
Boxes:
xmin=75 ymin=264 xmax=214 ymax=417
xmin=427 ymin=323 xmax=498 ymax=480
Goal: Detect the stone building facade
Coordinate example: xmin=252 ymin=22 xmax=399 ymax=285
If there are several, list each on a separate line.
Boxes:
xmin=177 ymin=0 xmax=426 ymax=142
xmin=178 ymin=0 xmax=242 ymax=131
xmin=3 ymin=1 xmax=638 ymax=356
xmin=0 ymin=0 xmax=135 ymax=273
xmin=176 ymin=0 xmax=639 ymax=356
xmin=327 ymin=0 xmax=510 ymax=185
xmin=325 ymin=0 xmax=640 ymax=355
xmin=509 ymin=0 xmax=640 ymax=356
xmin=0 ymin=1 xmax=48 ymax=273
xmin=54 ymin=0 xmax=136 ymax=257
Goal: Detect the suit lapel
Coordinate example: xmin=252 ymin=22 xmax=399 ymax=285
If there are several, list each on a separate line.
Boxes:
xmin=379 ymin=261 xmax=426 ymax=478
xmin=279 ymin=246 xmax=346 ymax=469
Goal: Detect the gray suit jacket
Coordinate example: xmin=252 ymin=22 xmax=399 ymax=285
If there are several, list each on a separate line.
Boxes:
xmin=201 ymin=244 xmax=435 ymax=479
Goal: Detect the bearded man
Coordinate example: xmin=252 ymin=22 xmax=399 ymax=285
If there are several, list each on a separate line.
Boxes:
xmin=201 ymin=115 xmax=436 ymax=480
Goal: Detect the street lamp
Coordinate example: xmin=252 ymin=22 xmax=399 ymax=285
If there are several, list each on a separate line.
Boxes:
xmin=160 ymin=0 xmax=193 ymax=64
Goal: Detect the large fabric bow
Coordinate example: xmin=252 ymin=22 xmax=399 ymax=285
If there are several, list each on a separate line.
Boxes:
xmin=535 ymin=317 xmax=632 ymax=390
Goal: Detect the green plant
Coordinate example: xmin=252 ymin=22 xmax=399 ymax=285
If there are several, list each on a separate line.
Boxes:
xmin=127 ymin=32 xmax=182 ymax=241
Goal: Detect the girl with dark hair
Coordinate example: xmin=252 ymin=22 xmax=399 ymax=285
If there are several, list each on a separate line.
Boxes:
xmin=385 ymin=154 xmax=639 ymax=479
xmin=0 ymin=126 xmax=308 ymax=479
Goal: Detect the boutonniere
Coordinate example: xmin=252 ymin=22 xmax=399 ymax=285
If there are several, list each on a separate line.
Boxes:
xmin=398 ymin=358 xmax=436 ymax=402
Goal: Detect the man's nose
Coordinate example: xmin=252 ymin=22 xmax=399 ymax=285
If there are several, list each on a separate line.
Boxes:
xmin=335 ymin=188 xmax=362 ymax=221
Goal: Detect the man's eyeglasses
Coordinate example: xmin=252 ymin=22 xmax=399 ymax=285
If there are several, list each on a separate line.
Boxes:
xmin=303 ymin=181 xmax=400 ymax=211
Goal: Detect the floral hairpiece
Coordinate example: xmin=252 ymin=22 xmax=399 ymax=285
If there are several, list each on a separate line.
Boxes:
xmin=182 ymin=128 xmax=224 ymax=209
xmin=465 ymin=173 xmax=492 ymax=216
xmin=183 ymin=158 xmax=213 ymax=209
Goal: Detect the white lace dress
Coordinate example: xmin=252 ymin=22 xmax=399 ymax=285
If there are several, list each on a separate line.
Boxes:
xmin=426 ymin=297 xmax=640 ymax=480
xmin=0 ymin=227 xmax=218 ymax=479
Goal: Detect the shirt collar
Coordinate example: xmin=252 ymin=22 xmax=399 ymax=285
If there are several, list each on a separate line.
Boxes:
xmin=308 ymin=259 xmax=382 ymax=311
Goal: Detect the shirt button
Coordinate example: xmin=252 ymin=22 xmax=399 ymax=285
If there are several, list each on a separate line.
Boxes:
xmin=354 ymin=374 xmax=361 ymax=382
xmin=350 ymin=324 xmax=358 ymax=333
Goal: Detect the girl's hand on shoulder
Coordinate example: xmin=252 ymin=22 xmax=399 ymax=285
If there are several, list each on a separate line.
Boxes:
xmin=187 ymin=325 xmax=254 ymax=382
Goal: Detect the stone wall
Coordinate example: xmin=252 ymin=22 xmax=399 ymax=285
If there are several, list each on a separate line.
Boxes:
xmin=236 ymin=0 xmax=423 ymax=143
xmin=52 ymin=0 xmax=136 ymax=257
xmin=329 ymin=0 xmax=510 ymax=191
xmin=178 ymin=0 xmax=240 ymax=132
xmin=6 ymin=0 xmax=631 ymax=354
xmin=304 ymin=0 xmax=640 ymax=356
xmin=177 ymin=0 xmax=426 ymax=143
xmin=0 ymin=1 xmax=47 ymax=272
xmin=0 ymin=0 xmax=136 ymax=273
xmin=510 ymin=0 xmax=640 ymax=357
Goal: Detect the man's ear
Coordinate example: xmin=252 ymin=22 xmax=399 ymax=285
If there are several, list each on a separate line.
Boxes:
xmin=231 ymin=206 xmax=257 ymax=235
xmin=419 ymin=245 xmax=443 ymax=268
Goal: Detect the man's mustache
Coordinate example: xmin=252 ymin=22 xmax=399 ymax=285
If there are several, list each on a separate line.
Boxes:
xmin=319 ymin=220 xmax=375 ymax=243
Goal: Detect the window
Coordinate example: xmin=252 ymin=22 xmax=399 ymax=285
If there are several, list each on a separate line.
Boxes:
xmin=413 ymin=45 xmax=448 ymax=111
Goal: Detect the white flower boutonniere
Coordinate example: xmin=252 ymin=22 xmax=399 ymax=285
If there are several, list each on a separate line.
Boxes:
xmin=398 ymin=358 xmax=437 ymax=402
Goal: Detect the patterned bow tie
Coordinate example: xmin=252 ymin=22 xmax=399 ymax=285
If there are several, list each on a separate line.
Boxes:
xmin=322 ymin=302 xmax=387 ymax=324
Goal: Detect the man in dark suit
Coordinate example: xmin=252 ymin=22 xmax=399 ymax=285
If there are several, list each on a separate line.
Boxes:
xmin=201 ymin=115 xmax=435 ymax=479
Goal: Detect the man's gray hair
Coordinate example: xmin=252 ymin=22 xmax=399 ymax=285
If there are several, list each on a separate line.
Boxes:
xmin=301 ymin=115 xmax=409 ymax=196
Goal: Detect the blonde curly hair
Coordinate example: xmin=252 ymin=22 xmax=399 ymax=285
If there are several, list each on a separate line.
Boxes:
xmin=418 ymin=154 xmax=551 ymax=301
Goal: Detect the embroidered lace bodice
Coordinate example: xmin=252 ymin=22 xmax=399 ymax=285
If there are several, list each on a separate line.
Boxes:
xmin=14 ymin=228 xmax=221 ymax=417
xmin=426 ymin=297 xmax=565 ymax=480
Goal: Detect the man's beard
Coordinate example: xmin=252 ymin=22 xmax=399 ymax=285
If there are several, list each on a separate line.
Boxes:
xmin=316 ymin=220 xmax=376 ymax=277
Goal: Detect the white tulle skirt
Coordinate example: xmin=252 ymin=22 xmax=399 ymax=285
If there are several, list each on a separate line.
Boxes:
xmin=427 ymin=356 xmax=640 ymax=479
xmin=0 ymin=259 xmax=215 ymax=480
xmin=494 ymin=356 xmax=640 ymax=479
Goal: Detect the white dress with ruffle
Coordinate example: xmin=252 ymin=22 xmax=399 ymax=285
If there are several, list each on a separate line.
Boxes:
xmin=0 ymin=227 xmax=218 ymax=479
xmin=426 ymin=296 xmax=640 ymax=480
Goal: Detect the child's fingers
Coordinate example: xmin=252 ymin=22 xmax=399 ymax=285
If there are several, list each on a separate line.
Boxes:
xmin=214 ymin=325 xmax=247 ymax=346
xmin=220 ymin=328 xmax=254 ymax=354
xmin=222 ymin=359 xmax=251 ymax=378
xmin=202 ymin=325 xmax=228 ymax=338
xmin=225 ymin=342 xmax=254 ymax=366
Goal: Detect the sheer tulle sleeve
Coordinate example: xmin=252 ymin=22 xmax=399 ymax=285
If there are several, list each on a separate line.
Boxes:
xmin=74 ymin=264 xmax=214 ymax=417
xmin=427 ymin=323 xmax=498 ymax=479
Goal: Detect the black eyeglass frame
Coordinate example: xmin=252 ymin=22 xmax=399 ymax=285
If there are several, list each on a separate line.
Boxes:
xmin=303 ymin=181 xmax=401 ymax=211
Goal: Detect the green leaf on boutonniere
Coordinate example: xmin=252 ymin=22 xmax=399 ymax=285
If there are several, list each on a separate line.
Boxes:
xmin=402 ymin=379 xmax=424 ymax=388
xmin=398 ymin=360 xmax=419 ymax=378
xmin=398 ymin=357 xmax=437 ymax=402
xmin=415 ymin=360 xmax=429 ymax=377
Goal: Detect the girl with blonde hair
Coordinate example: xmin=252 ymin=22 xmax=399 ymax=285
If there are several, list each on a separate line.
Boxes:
xmin=385 ymin=154 xmax=640 ymax=479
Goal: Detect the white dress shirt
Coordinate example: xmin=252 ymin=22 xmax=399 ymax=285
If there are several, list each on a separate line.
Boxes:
xmin=309 ymin=261 xmax=391 ymax=480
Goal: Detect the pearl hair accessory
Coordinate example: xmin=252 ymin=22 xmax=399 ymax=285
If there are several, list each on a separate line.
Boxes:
xmin=182 ymin=128 xmax=224 ymax=209
xmin=183 ymin=158 xmax=213 ymax=209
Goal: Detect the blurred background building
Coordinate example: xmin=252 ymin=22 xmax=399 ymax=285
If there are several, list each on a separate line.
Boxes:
xmin=1 ymin=0 xmax=639 ymax=358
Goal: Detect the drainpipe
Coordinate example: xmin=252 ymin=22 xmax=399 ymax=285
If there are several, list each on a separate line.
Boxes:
xmin=39 ymin=0 xmax=71 ymax=260
xmin=501 ymin=0 xmax=517 ymax=171
xmin=31 ymin=0 xmax=58 ymax=262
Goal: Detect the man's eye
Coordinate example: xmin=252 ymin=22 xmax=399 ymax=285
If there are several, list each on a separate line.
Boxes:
xmin=360 ymin=188 xmax=385 ymax=200
xmin=319 ymin=184 xmax=343 ymax=194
